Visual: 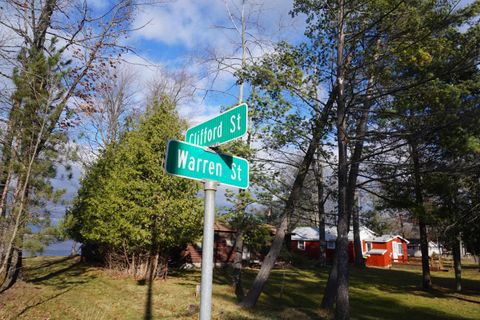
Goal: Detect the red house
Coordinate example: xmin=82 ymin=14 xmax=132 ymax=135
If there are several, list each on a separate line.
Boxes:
xmin=363 ymin=235 xmax=409 ymax=267
xmin=289 ymin=226 xmax=409 ymax=268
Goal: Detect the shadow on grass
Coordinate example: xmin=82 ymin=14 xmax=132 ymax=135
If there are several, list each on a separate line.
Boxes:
xmin=26 ymin=256 xmax=95 ymax=290
xmin=30 ymin=261 xmax=82 ymax=283
xmin=350 ymin=267 xmax=480 ymax=302
xmin=15 ymin=286 xmax=74 ymax=318
xmin=143 ymin=277 xmax=153 ymax=320
xmin=349 ymin=267 xmax=480 ymax=319
xmin=24 ymin=255 xmax=78 ymax=271
xmin=351 ymin=292 xmax=471 ymax=320
xmin=216 ymin=265 xmax=478 ymax=320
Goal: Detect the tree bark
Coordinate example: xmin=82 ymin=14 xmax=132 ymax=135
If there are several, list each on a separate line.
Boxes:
xmin=232 ymin=230 xmax=244 ymax=299
xmin=348 ymin=40 xmax=379 ymax=268
xmin=33 ymin=0 xmax=57 ymax=51
xmin=232 ymin=2 xmax=248 ymax=297
xmin=313 ymin=159 xmax=327 ymax=267
xmin=334 ymin=0 xmax=350 ymax=318
xmin=452 ymin=235 xmax=462 ymax=292
xmin=240 ymin=213 xmax=288 ymax=308
xmin=321 ymin=253 xmax=338 ymax=309
xmin=410 ymin=141 xmax=432 ymax=289
xmin=352 ymin=195 xmax=364 ymax=268
xmin=0 ymin=247 xmax=22 ymax=293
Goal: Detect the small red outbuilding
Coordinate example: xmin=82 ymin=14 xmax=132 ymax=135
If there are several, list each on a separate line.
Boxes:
xmin=363 ymin=235 xmax=409 ymax=267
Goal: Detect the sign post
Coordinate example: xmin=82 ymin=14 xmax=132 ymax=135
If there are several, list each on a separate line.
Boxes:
xmin=199 ymin=180 xmax=217 ymax=320
xmin=164 ymin=103 xmax=249 ymax=320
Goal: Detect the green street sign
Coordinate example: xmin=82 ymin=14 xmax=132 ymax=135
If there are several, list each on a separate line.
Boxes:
xmin=165 ymin=140 xmax=249 ymax=189
xmin=186 ymin=103 xmax=248 ymax=147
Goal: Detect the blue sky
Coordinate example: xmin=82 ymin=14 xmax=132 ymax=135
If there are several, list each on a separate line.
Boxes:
xmin=29 ymin=0 xmax=478 ymax=225
xmin=118 ymin=0 xmax=304 ymax=121
xmin=45 ymin=0 xmax=307 ymax=225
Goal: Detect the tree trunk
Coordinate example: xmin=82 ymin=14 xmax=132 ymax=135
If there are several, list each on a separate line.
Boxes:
xmin=240 ymin=214 xmax=288 ymax=308
xmin=0 ymin=179 xmax=27 ymax=279
xmin=144 ymin=252 xmax=159 ymax=281
xmin=418 ymin=220 xmax=431 ymax=288
xmin=240 ymin=84 xmax=338 ymax=309
xmin=158 ymin=253 xmax=168 ymax=280
xmin=347 ymin=49 xmax=379 ymax=269
xmin=453 ymin=235 xmax=462 ymax=292
xmin=410 ymin=141 xmax=432 ymax=289
xmin=0 ymin=247 xmax=22 ymax=293
xmin=321 ymin=253 xmax=338 ymax=309
xmin=0 ymin=168 xmax=12 ymax=218
xmin=232 ymin=230 xmax=244 ymax=299
xmin=336 ymin=143 xmax=350 ymax=320
xmin=352 ymin=196 xmax=364 ymax=268
xmin=334 ymin=0 xmax=350 ymax=318
xmin=314 ymin=160 xmax=327 ymax=267
xmin=318 ymin=202 xmax=327 ymax=268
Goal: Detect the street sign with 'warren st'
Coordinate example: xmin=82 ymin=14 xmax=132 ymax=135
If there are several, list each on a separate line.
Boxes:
xmin=165 ymin=140 xmax=249 ymax=189
xmin=185 ymin=103 xmax=247 ymax=147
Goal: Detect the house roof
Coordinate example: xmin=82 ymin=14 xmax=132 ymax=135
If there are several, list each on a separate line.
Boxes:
xmin=367 ymin=249 xmax=387 ymax=255
xmin=407 ymin=239 xmax=441 ymax=247
xmin=291 ymin=226 xmax=377 ymax=242
xmin=291 ymin=227 xmax=320 ymax=241
xmin=214 ymin=221 xmax=235 ymax=233
xmin=290 ymin=226 xmax=409 ymax=244
xmin=368 ymin=235 xmax=410 ymax=244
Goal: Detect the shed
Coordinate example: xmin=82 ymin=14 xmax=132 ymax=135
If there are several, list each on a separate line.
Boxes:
xmin=364 ymin=235 xmax=409 ymax=267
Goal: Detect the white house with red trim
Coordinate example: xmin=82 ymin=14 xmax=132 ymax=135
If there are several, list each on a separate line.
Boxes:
xmin=289 ymin=226 xmax=409 ymax=267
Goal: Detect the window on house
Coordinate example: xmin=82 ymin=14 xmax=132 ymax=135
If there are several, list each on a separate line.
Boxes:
xmin=396 ymin=243 xmax=404 ymax=255
xmin=327 ymin=241 xmax=335 ymax=249
xmin=297 ymin=240 xmax=305 ymax=250
xmin=366 ymin=242 xmax=372 ymax=251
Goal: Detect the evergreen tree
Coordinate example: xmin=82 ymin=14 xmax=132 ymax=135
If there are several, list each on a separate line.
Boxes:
xmin=65 ymin=98 xmax=203 ymax=279
xmin=0 ymin=41 xmax=70 ymax=292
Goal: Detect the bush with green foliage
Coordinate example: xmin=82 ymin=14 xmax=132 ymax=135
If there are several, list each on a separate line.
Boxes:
xmin=64 ymin=98 xmax=203 ymax=272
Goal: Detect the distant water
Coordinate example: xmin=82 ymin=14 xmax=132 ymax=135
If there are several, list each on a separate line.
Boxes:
xmin=25 ymin=240 xmax=80 ymax=257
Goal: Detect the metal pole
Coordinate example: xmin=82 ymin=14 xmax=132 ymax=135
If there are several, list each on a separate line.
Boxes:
xmin=200 ymin=180 xmax=217 ymax=320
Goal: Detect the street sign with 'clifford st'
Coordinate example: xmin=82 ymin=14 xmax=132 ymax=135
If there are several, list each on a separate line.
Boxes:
xmin=165 ymin=140 xmax=249 ymax=189
xmin=185 ymin=103 xmax=248 ymax=147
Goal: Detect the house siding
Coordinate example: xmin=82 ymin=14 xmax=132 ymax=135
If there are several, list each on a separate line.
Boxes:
xmin=363 ymin=238 xmax=409 ymax=267
xmin=290 ymin=240 xmax=355 ymax=262
xmin=290 ymin=227 xmax=409 ymax=268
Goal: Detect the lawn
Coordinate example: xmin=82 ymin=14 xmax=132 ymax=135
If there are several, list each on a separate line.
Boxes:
xmin=0 ymin=256 xmax=479 ymax=319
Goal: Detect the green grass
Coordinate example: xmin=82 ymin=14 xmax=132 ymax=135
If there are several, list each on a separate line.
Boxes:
xmin=0 ymin=256 xmax=479 ymax=319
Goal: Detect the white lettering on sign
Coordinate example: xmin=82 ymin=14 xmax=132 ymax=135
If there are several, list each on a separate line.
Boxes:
xmin=230 ymin=114 xmax=241 ymax=133
xmin=229 ymin=163 xmax=242 ymax=181
xmin=188 ymin=122 xmax=223 ymax=146
xmin=177 ymin=150 xmax=223 ymax=177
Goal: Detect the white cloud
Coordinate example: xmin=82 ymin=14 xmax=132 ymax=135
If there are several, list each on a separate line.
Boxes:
xmin=87 ymin=0 xmax=110 ymax=10
xmin=131 ymin=0 xmax=303 ymax=48
xmin=132 ymin=0 xmax=226 ymax=47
